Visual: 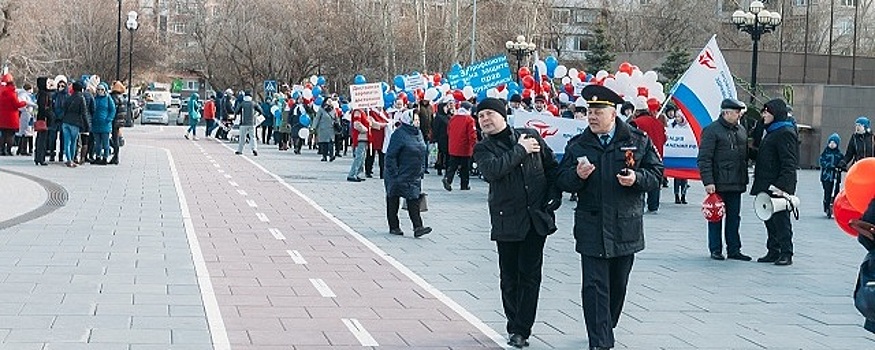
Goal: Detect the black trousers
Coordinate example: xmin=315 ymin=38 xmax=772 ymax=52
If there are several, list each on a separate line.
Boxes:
xmin=47 ymin=124 xmax=61 ymax=158
xmin=581 ymin=254 xmax=635 ymax=349
xmin=822 ymin=180 xmax=840 ymax=212
xmin=764 ymin=210 xmax=793 ymax=257
xmin=260 ymin=125 xmax=273 ymax=144
xmin=386 ymin=195 xmax=423 ymax=230
xmin=34 ymin=130 xmax=48 ymax=164
xmin=435 ymin=145 xmax=448 ymax=171
xmin=110 ymin=124 xmax=121 ymax=163
xmin=292 ymin=136 xmax=304 ymax=153
xmin=0 ymin=128 xmax=15 ymax=155
xmin=334 ymin=135 xmax=345 ymax=155
xmin=317 ymin=142 xmax=334 ymax=159
xmin=497 ymin=231 xmax=546 ymax=339
xmin=445 ymin=156 xmax=471 ymax=189
xmin=365 ymin=146 xmax=385 ymax=178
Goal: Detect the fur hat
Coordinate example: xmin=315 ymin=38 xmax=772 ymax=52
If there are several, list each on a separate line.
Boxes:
xmin=111 ymin=81 xmax=126 ymax=94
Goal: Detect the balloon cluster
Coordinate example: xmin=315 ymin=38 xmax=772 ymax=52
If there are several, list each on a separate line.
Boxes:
xmin=833 ymin=158 xmax=875 ymax=237
xmin=354 ymin=71 xmax=453 ymax=109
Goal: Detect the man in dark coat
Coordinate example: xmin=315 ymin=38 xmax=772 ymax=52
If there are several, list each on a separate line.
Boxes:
xmin=50 ymin=78 xmax=69 ymax=161
xmin=556 ymin=85 xmax=664 ymax=350
xmin=431 ymin=101 xmax=451 ymax=175
xmin=473 ymin=97 xmax=561 ymax=349
xmin=840 ymin=116 xmax=873 ymax=169
xmin=697 ymin=98 xmax=751 ymax=261
xmin=750 ymin=98 xmax=798 ymax=266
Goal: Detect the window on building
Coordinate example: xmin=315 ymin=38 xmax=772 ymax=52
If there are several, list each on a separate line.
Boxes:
xmin=838 ymin=20 xmax=854 ymax=35
xmin=574 ymin=10 xmax=596 ymax=24
xmin=639 ymin=0 xmax=650 ymax=4
xmin=171 ymin=23 xmax=186 ymax=34
xmin=552 ymin=9 xmax=570 ymax=24
xmin=793 ymin=0 xmax=807 ymax=5
xmin=542 ymin=37 xmax=558 ymax=50
xmin=574 ymin=36 xmax=592 ymax=52
xmin=841 ymin=0 xmax=857 ymax=6
xmin=186 ymin=81 xmax=199 ymax=91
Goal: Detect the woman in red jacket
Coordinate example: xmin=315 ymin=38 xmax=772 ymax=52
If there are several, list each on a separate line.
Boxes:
xmin=442 ymin=101 xmax=478 ymax=191
xmin=0 ymin=74 xmax=27 ymax=156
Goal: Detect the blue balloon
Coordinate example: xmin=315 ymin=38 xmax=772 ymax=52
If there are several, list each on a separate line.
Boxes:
xmin=299 ymin=115 xmax=311 ymax=127
xmin=545 ymin=56 xmax=559 ymax=78
xmin=405 ymin=91 xmax=415 ymax=103
xmin=477 ymin=89 xmax=488 ymax=102
xmin=427 ymin=81 xmax=434 ymax=88
xmin=292 ymin=91 xmax=301 ymax=99
xmin=441 ymin=78 xmax=448 ymax=85
xmin=314 ymin=96 xmax=324 ymax=106
xmin=317 ymin=76 xmax=326 ymax=86
xmin=585 ymin=73 xmax=594 ymax=82
xmin=354 ymin=75 xmax=367 ymax=84
xmin=507 ymin=82 xmax=520 ymax=92
xmin=381 ymin=82 xmax=389 ymax=93
xmin=313 ymin=86 xmax=323 ymax=97
xmin=383 ymin=93 xmax=395 ymax=108
xmin=394 ymin=75 xmax=406 ymax=90
xmin=341 ymin=104 xmax=350 ymax=113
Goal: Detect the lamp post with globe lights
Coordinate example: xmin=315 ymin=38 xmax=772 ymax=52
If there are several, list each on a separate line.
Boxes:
xmin=505 ymin=36 xmax=537 ymax=84
xmin=732 ymin=1 xmax=782 ymax=105
xmin=125 ymin=11 xmax=139 ymax=126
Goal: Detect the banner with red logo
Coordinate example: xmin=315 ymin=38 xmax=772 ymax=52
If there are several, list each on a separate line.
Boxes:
xmin=512 ymin=111 xmax=588 ymax=159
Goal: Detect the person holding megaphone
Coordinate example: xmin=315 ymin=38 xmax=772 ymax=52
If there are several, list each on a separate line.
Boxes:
xmin=750 ymin=99 xmax=799 ymax=266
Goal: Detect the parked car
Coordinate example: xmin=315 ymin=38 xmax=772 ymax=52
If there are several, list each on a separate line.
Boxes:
xmin=170 ymin=93 xmax=181 ymax=107
xmin=140 ymin=102 xmax=170 ymax=125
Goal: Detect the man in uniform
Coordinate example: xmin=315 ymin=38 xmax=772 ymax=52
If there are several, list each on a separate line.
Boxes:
xmin=556 ymin=85 xmax=664 ymax=350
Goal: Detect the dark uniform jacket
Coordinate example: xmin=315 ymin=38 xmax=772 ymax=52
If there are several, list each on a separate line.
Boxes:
xmin=697 ymin=117 xmax=749 ymax=193
xmin=842 ymin=132 xmax=874 ymax=167
xmin=384 ymin=123 xmax=427 ymax=200
xmin=473 ymin=127 xmax=560 ymax=242
xmin=556 ymin=119 xmax=664 ymax=258
xmin=750 ymin=124 xmax=798 ymax=195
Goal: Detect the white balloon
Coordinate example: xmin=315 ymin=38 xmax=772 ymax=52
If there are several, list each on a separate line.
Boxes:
xmin=568 ymin=68 xmax=579 ymax=80
xmin=298 ymin=128 xmax=310 ymax=139
xmin=498 ymin=89 xmax=509 ymax=100
xmin=309 ymin=75 xmax=318 ymax=85
xmin=554 ymin=65 xmax=568 ymax=79
xmin=602 ymin=77 xmax=617 ymax=91
xmin=571 ymin=76 xmax=582 ymax=85
xmin=561 ymin=76 xmax=571 ymax=85
xmin=302 ymin=88 xmax=313 ymax=99
xmin=438 ymin=84 xmax=451 ymax=93
xmin=535 ymin=61 xmax=548 ymax=78
xmin=596 ymin=70 xmax=609 ymax=80
xmin=648 ymin=81 xmax=664 ymax=94
xmin=574 ymin=96 xmax=588 ymax=107
xmin=652 ymin=90 xmax=667 ymax=103
xmin=558 ymin=93 xmax=570 ymax=104
xmin=634 ymin=96 xmax=648 ymax=110
xmin=631 ymin=69 xmax=644 ymax=81
xmin=425 ymin=88 xmax=439 ymax=101
xmin=644 ymin=71 xmax=659 ymax=84
xmin=462 ymin=86 xmax=475 ymax=99
xmin=487 ymin=88 xmax=499 ymax=98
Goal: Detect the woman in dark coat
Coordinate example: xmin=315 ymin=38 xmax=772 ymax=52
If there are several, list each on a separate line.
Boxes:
xmin=431 ymin=101 xmax=451 ymax=175
xmin=34 ymin=77 xmax=53 ymax=166
xmin=384 ymin=109 xmax=432 ymax=238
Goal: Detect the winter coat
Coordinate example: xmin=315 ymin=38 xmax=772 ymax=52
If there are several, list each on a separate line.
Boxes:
xmin=188 ymin=95 xmax=202 ymax=121
xmin=62 ymin=91 xmax=90 ymax=130
xmin=432 ymin=108 xmax=450 ymax=153
xmin=36 ymin=78 xmax=54 ymax=125
xmin=819 ymin=134 xmax=844 ymax=183
xmin=384 ymin=123 xmax=426 ymax=200
xmin=17 ymin=89 xmax=36 ymax=136
xmin=842 ymin=131 xmax=875 ymax=167
xmin=203 ymin=100 xmax=216 ymax=120
xmin=556 ymin=119 xmax=664 ymax=258
xmin=633 ymin=113 xmax=666 ymax=157
xmin=110 ymin=92 xmax=127 ymax=127
xmin=417 ymin=103 xmax=434 ymax=142
xmin=52 ymin=89 xmax=69 ymax=124
xmin=368 ymin=110 xmax=388 ymax=151
xmin=697 ymin=116 xmax=749 ymax=193
xmin=290 ymin=104 xmax=308 ymax=136
xmin=312 ymin=107 xmax=336 ymax=143
xmin=447 ymin=114 xmax=477 ymax=157
xmin=90 ymin=93 xmax=116 ymax=134
xmin=473 ymin=127 xmax=560 ymax=242
xmin=750 ymin=122 xmax=799 ymax=195
xmin=0 ymin=84 xmax=25 ymax=130
xmin=234 ymin=96 xmax=263 ymax=126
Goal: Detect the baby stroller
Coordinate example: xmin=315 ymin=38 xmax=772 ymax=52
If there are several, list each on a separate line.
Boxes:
xmin=825 ymin=166 xmax=844 ymax=218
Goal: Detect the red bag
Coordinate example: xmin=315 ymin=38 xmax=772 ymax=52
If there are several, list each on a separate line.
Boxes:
xmin=702 ymin=193 xmax=725 ymax=222
xmin=34 ymin=120 xmax=48 ymax=132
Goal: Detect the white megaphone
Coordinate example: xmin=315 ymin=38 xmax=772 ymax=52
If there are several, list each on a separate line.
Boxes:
xmin=754 ymin=191 xmax=801 ymax=221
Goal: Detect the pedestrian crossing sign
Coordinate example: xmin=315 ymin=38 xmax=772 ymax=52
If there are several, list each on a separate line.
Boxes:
xmin=264 ymin=80 xmax=278 ymax=94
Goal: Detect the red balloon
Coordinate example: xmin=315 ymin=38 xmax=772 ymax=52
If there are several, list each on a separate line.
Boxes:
xmin=637 ymin=86 xmax=649 ymax=97
xmin=522 ymin=75 xmax=535 ymax=89
xmin=522 ymin=89 xmax=533 ymax=99
xmin=452 ymin=90 xmax=465 ymax=101
xmin=415 ymin=88 xmax=425 ymax=101
xmin=305 ymin=83 xmax=313 ymax=89
xmin=647 ymin=98 xmax=660 ymax=113
xmin=619 ymin=62 xmax=633 ymax=74
xmin=564 ymin=83 xmax=574 ymax=95
xmin=497 ymin=84 xmax=505 ymax=92
xmin=845 ymin=158 xmax=875 ymax=212
xmin=578 ymin=72 xmax=587 ymax=81
xmin=547 ymin=104 xmax=559 ymax=117
xmin=541 ymin=82 xmax=552 ymax=93
xmin=835 ymin=191 xmax=864 ymax=237
xmin=433 ymin=73 xmax=442 ymax=84
xmin=519 ymin=67 xmax=532 ymax=78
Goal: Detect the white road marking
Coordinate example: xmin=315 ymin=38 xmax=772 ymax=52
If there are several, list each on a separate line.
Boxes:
xmin=245 ymin=199 xmax=257 ymax=207
xmin=255 ymin=213 xmax=269 ymax=222
xmin=223 ymin=174 xmax=232 ymax=179
xmin=209 ymin=159 xmax=216 ymax=163
xmin=228 ymin=181 xmax=238 ymax=187
xmin=236 ymin=190 xmax=247 ymax=196
xmin=162 ymin=148 xmax=231 ymax=350
xmin=206 ymin=155 xmax=213 ymax=159
xmin=213 ymin=138 xmax=506 ymax=347
xmin=341 ymin=319 xmax=379 ymax=346
xmin=268 ymin=228 xmax=286 ymax=240
xmin=286 ymin=250 xmax=306 ymax=264
xmin=213 ymin=163 xmax=220 ymax=168
xmin=217 ymin=169 xmax=225 ymax=173
xmin=309 ymin=278 xmax=337 ymax=298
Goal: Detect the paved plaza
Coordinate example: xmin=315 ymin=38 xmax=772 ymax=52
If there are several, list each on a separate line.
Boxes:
xmin=1 ymin=125 xmax=874 ymax=349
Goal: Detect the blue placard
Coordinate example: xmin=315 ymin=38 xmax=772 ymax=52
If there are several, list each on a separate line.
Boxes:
xmin=263 ymin=80 xmax=278 ymax=94
xmin=446 ymin=55 xmax=513 ymax=93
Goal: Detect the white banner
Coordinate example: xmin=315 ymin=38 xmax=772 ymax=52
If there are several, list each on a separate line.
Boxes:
xmin=512 ymin=111 xmax=588 ymax=156
xmin=404 ymin=74 xmax=428 ymax=91
xmin=349 ymin=83 xmax=385 ymax=109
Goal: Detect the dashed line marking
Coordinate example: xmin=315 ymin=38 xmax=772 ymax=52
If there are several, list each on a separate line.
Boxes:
xmin=268 ymin=228 xmax=286 ymax=240
xmin=228 ymin=181 xmax=239 ymax=187
xmin=255 ymin=213 xmax=269 ymax=222
xmin=217 ymin=169 xmax=225 ymax=173
xmin=309 ymin=278 xmax=337 ymax=298
xmin=342 ymin=319 xmax=379 ymax=346
xmin=236 ymin=190 xmax=247 ymax=196
xmin=245 ymin=199 xmax=257 ymax=208
xmin=213 ymin=163 xmax=220 ymax=168
xmin=286 ymin=250 xmax=306 ymax=264
xmin=223 ymin=174 xmax=232 ymax=179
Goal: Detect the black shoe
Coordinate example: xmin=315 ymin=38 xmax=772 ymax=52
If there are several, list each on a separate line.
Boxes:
xmin=460 ymin=186 xmax=471 ymax=191
xmin=109 ymin=157 xmax=118 ymax=165
xmin=235 ymin=151 xmax=242 ymax=155
xmin=675 ymin=195 xmax=681 ymax=204
xmin=727 ymin=253 xmax=752 ymax=261
xmin=252 ymin=150 xmax=258 ymax=156
xmin=442 ymin=178 xmax=452 ymax=192
xmin=321 ymin=157 xmax=327 ymax=162
xmin=507 ymin=334 xmax=529 ymax=348
xmin=757 ymin=253 xmax=780 ymax=263
xmin=774 ymin=255 xmax=793 ymax=266
xmin=389 ymin=229 xmax=403 ymax=236
xmin=681 ymin=195 xmax=687 ymax=204
xmin=424 ymin=170 xmax=430 ymax=174
xmin=330 ymin=155 xmax=335 ymax=162
xmin=437 ymin=170 xmax=443 ymax=176
xmin=710 ymin=252 xmax=725 ymax=260
xmin=590 ymin=347 xmax=612 ymax=350
xmin=413 ymin=227 xmax=432 ymax=238
xmin=365 ymin=174 xmax=373 ymax=178
xmin=347 ymin=177 xmax=363 ymax=182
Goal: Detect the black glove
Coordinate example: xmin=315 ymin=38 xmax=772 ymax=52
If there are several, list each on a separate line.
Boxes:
xmin=544 ymin=197 xmax=562 ymax=212
xmin=838 ymin=160 xmax=848 ymax=171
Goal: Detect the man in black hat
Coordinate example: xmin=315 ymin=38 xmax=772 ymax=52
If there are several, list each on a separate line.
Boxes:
xmin=697 ymin=98 xmax=752 ymax=261
xmin=750 ymin=98 xmax=798 ymax=266
xmin=472 ymin=97 xmax=561 ymax=348
xmin=556 ymin=85 xmax=664 ymax=350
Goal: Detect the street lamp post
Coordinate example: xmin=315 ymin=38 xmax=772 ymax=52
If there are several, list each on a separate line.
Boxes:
xmin=732 ymin=1 xmax=782 ymax=106
xmin=125 ymin=11 xmax=139 ymax=127
xmin=505 ymin=35 xmax=537 ymax=84
xmin=116 ymin=0 xmax=122 ymax=81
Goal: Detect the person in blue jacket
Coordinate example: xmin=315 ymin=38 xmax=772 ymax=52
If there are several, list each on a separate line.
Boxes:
xmin=819 ymin=133 xmax=844 ymax=215
xmin=89 ymin=82 xmax=115 ymax=165
xmin=185 ymin=93 xmax=202 ymax=140
xmin=384 ymin=109 xmax=432 ymax=238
